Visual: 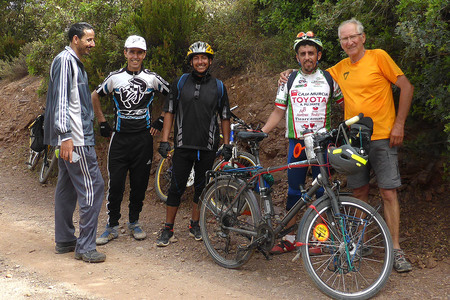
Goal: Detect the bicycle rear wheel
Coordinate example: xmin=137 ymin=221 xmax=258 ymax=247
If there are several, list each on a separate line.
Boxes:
xmin=39 ymin=146 xmax=57 ymax=184
xmin=199 ymin=176 xmax=261 ymax=269
xmin=212 ymin=151 xmax=257 ymax=171
xmin=298 ymin=196 xmax=393 ymax=300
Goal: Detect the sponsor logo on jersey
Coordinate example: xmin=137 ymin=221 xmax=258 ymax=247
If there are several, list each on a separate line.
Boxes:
xmin=312 ymin=79 xmax=326 ymax=87
xmin=119 ymin=77 xmax=147 ymax=109
xmin=290 ymin=96 xmax=328 ymax=104
xmin=294 ymin=78 xmax=307 ymax=88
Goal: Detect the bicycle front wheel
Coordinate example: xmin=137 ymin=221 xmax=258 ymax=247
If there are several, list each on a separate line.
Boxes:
xmin=154 ymin=150 xmax=174 ymax=202
xmin=212 ymin=151 xmax=257 ymax=171
xmin=154 ymin=150 xmax=195 ymax=202
xmin=39 ymin=146 xmax=57 ymax=184
xmin=26 ymin=150 xmax=41 ymax=170
xmin=298 ymin=196 xmax=393 ymax=300
xmin=200 ymin=175 xmax=261 ymax=269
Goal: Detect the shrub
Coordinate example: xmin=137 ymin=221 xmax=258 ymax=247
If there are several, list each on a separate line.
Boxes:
xmin=0 ymin=43 xmax=31 ymax=81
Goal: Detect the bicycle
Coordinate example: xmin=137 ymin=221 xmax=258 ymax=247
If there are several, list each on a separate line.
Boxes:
xmin=199 ymin=114 xmax=393 ymax=300
xmin=154 ymin=106 xmax=258 ymax=202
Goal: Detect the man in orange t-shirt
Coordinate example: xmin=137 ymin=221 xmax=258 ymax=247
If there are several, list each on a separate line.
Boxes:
xmin=329 ymin=18 xmax=414 ymax=273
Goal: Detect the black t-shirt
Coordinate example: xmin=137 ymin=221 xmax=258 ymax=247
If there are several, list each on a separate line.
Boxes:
xmin=164 ymin=72 xmax=231 ymax=151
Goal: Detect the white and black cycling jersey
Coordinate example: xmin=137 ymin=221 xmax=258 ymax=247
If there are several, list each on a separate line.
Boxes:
xmin=275 ymin=68 xmax=344 ymax=139
xmin=95 ymin=67 xmax=169 ymax=133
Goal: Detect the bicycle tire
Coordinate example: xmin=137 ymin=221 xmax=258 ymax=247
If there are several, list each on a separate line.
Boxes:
xmin=212 ymin=151 xmax=257 ymax=171
xmin=154 ymin=150 xmax=195 ymax=202
xmin=298 ymin=196 xmax=393 ymax=300
xmin=39 ymin=146 xmax=58 ymax=184
xmin=199 ymin=175 xmax=261 ymax=269
xmin=26 ymin=150 xmax=42 ymax=170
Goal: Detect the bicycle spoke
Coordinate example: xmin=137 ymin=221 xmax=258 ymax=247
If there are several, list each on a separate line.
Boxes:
xmin=300 ymin=197 xmax=393 ymax=299
xmin=200 ymin=176 xmax=261 ymax=269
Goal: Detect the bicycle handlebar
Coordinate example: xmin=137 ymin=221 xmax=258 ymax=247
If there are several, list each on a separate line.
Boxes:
xmin=344 ymin=113 xmax=364 ymax=126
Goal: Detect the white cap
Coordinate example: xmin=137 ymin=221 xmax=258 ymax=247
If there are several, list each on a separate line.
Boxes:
xmin=124 ymin=35 xmax=147 ymax=51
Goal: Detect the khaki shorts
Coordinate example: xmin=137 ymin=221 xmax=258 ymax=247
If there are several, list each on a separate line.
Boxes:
xmin=347 ymin=139 xmax=401 ymax=189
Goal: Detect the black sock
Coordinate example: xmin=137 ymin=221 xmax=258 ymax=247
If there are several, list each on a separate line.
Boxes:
xmin=164 ymin=223 xmax=174 ymax=231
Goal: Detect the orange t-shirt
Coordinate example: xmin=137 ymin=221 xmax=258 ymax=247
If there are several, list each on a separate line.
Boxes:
xmin=327 ymin=49 xmax=404 ymax=140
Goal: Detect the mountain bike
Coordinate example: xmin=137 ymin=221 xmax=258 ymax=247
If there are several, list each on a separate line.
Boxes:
xmin=199 ymin=114 xmax=393 ymax=300
xmin=154 ymin=106 xmax=258 ymax=202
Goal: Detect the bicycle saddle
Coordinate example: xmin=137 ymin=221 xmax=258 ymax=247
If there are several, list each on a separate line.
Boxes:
xmin=236 ymin=131 xmax=268 ymax=141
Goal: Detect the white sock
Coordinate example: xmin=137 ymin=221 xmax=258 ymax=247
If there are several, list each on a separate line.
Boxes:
xmin=285 ymin=234 xmax=295 ymax=244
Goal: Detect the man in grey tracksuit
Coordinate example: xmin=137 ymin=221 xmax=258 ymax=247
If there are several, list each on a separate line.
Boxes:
xmin=44 ymin=22 xmax=105 ymax=263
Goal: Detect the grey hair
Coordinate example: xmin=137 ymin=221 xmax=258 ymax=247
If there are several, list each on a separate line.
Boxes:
xmin=338 ymin=18 xmax=364 ymax=38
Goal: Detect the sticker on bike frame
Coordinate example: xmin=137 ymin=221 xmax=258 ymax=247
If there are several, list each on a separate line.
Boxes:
xmin=313 ymin=223 xmax=329 ymax=242
xmin=293 ymin=143 xmax=305 ymax=158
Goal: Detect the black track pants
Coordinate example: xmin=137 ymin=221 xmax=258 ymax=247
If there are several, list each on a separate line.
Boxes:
xmin=106 ymin=131 xmax=153 ymax=226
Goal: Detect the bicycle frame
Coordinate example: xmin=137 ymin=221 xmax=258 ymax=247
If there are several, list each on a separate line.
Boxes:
xmin=204 ymin=116 xmax=364 ymax=249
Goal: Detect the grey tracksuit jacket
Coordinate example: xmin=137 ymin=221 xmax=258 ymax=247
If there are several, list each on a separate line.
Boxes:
xmin=44 ymin=46 xmax=95 ymax=147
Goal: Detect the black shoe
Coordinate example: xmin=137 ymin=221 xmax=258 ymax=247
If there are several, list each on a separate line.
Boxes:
xmin=55 ymin=240 xmax=77 ymax=254
xmin=189 ymin=221 xmax=202 ymax=241
xmin=156 ymin=227 xmax=177 ymax=247
xmin=75 ymin=250 xmax=106 ymax=263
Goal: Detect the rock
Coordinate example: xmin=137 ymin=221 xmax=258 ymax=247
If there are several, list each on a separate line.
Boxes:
xmin=425 ymin=257 xmax=437 ymax=269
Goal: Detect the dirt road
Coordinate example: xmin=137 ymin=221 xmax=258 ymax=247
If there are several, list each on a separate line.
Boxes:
xmin=0 ymin=76 xmax=449 ymax=299
xmin=0 ymin=156 xmax=448 ymax=300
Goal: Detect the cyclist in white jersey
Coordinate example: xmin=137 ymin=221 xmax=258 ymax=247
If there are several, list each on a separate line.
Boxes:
xmin=262 ymin=31 xmax=343 ymax=254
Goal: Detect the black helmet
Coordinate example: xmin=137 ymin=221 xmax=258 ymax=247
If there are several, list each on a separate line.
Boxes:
xmin=328 ymin=144 xmax=368 ymax=175
xmin=186 ymin=41 xmax=214 ymax=62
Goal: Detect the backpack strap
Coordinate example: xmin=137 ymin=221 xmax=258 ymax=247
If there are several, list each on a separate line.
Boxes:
xmin=287 ymin=70 xmax=298 ymax=91
xmin=216 ymin=78 xmax=224 ymax=107
xmin=176 ymin=73 xmax=190 ymax=100
xmin=323 ymin=70 xmax=334 ymax=100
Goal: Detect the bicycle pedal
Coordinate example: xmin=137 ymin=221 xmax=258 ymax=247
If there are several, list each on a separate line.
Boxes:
xmin=256 ymin=247 xmax=272 ymax=260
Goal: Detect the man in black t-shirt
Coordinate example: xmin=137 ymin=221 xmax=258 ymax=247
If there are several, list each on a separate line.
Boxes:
xmin=156 ymin=41 xmax=232 ymax=247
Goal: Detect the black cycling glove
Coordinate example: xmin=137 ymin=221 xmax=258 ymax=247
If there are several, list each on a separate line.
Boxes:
xmin=151 ymin=116 xmax=164 ymax=131
xmin=158 ymin=142 xmax=171 ymax=158
xmin=99 ymin=122 xmax=112 ymax=137
xmin=222 ymin=144 xmax=233 ymax=161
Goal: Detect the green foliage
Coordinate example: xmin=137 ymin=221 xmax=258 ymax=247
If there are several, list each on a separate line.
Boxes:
xmin=395 ymin=0 xmax=449 ymax=152
xmin=134 ymin=0 xmax=205 ymax=80
xmin=253 ymin=0 xmax=314 ymax=35
xmin=0 ymin=42 xmax=30 ymax=81
xmin=2 ymin=0 xmax=448 ymax=163
xmin=24 ymin=0 xmax=140 ymax=90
